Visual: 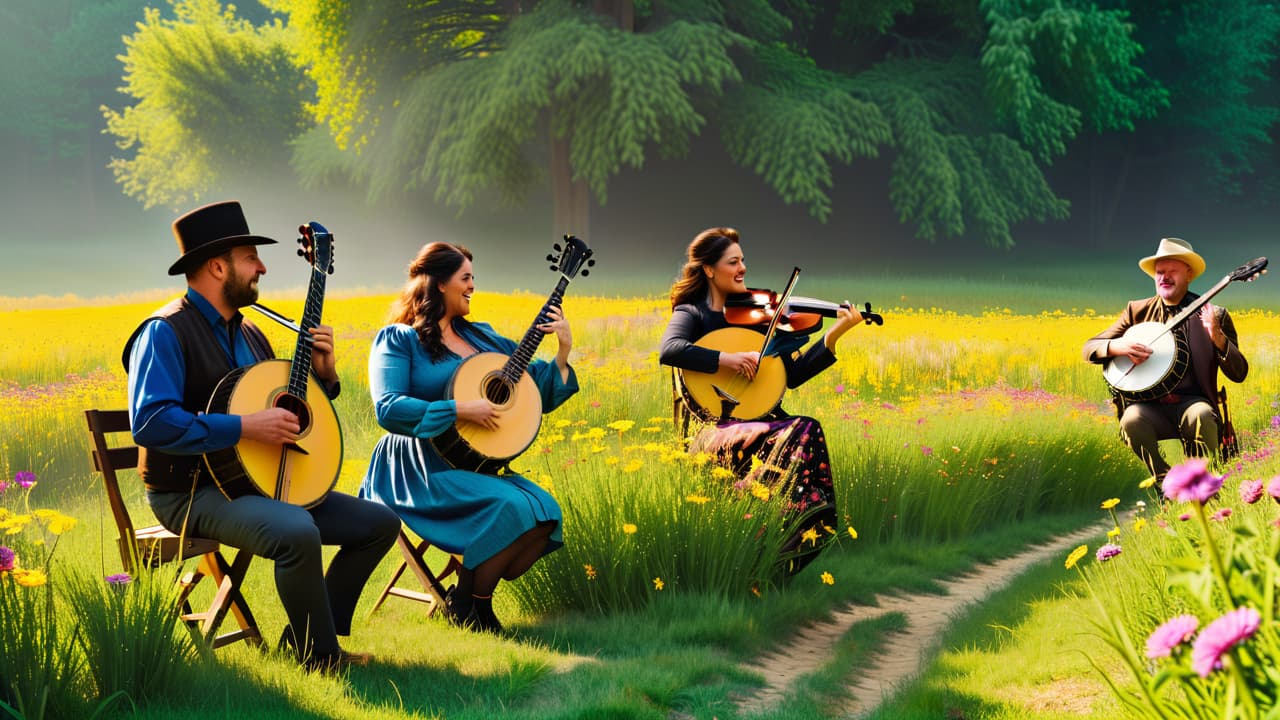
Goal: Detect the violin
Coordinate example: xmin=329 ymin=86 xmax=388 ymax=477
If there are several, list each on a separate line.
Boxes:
xmin=725 ymin=288 xmax=884 ymax=333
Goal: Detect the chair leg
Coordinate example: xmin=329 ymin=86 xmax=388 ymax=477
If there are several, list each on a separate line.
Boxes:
xmin=369 ymin=529 xmax=458 ymax=618
xmin=178 ymin=549 xmax=261 ymax=650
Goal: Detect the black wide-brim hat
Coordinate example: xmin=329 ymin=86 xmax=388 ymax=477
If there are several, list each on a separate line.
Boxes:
xmin=168 ymin=200 xmax=277 ymax=276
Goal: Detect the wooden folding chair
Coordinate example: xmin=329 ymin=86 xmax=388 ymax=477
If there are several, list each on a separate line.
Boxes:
xmin=85 ymin=409 xmax=261 ymax=650
xmin=368 ymin=527 xmax=462 ymax=618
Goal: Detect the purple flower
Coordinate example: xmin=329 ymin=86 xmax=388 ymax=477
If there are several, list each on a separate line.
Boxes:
xmin=0 ymin=546 xmax=14 ymax=572
xmin=1191 ymin=607 xmax=1261 ymax=678
xmin=1271 ymin=415 xmax=1280 ymax=430
xmin=921 ymin=446 xmax=933 ymax=457
xmin=13 ymin=471 xmax=36 ymax=489
xmin=1146 ymin=615 xmax=1199 ymax=659
xmin=1240 ymin=479 xmax=1264 ymax=505
xmin=1178 ymin=513 xmax=1192 ymax=521
xmin=1269 ymin=476 xmax=1280 ymax=503
xmin=1162 ymin=459 xmax=1223 ymax=503
xmin=1096 ymin=544 xmax=1122 ymax=561
xmin=105 ymin=573 xmax=132 ymax=586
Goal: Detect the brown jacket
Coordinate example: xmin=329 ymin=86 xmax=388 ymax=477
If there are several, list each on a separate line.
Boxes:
xmin=1082 ymin=293 xmax=1249 ymax=400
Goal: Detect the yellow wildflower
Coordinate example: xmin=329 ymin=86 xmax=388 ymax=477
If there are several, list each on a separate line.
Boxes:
xmin=585 ymin=427 xmax=607 ymax=441
xmin=553 ymin=419 xmax=572 ymax=429
xmin=801 ymin=527 xmax=820 ymax=545
xmin=686 ymin=494 xmax=711 ymax=505
xmin=622 ymin=523 xmax=637 ymax=535
xmin=607 ymin=420 xmax=636 ymax=433
xmin=623 ymin=459 xmax=644 ymax=473
xmin=710 ymin=466 xmax=736 ymax=480
xmin=846 ymin=526 xmax=858 ymax=540
xmin=605 ymin=457 xmax=621 ymax=466
xmin=1065 ymin=544 xmax=1088 ymax=569
xmin=43 ymin=512 xmax=77 ymax=536
xmin=583 ymin=564 xmax=597 ymax=580
xmin=751 ymin=484 xmax=771 ymax=502
xmin=820 ymin=572 xmax=834 ymax=585
xmin=1101 ymin=498 xmax=1120 ymax=510
xmin=1139 ymin=476 xmax=1157 ymax=489
xmin=653 ymin=577 xmax=664 ymax=591
xmin=1133 ymin=518 xmax=1147 ymax=533
xmin=1107 ymin=527 xmax=1121 ymax=539
xmin=13 ymin=568 xmax=47 ymax=588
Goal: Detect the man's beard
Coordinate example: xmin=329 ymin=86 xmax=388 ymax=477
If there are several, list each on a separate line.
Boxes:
xmin=223 ymin=265 xmax=260 ymax=308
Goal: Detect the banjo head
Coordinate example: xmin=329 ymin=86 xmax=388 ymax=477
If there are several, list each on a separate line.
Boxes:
xmin=1103 ymin=321 xmax=1181 ymax=394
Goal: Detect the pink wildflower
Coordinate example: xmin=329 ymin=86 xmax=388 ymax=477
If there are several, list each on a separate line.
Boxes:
xmin=1146 ymin=615 xmax=1199 ymax=659
xmin=1162 ymin=459 xmax=1222 ymax=503
xmin=1211 ymin=508 xmax=1233 ymax=521
xmin=1095 ymin=544 xmax=1122 ymax=561
xmin=1268 ymin=476 xmax=1280 ymax=502
xmin=0 ymin=546 xmax=14 ymax=572
xmin=1240 ymin=479 xmax=1264 ymax=504
xmin=1191 ymin=607 xmax=1261 ymax=678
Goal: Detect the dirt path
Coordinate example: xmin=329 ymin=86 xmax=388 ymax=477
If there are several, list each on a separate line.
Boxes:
xmin=736 ymin=523 xmax=1107 ymax=718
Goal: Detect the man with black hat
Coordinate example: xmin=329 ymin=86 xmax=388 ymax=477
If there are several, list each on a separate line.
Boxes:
xmin=124 ymin=200 xmax=400 ymax=672
xmin=1083 ymin=237 xmax=1249 ymax=479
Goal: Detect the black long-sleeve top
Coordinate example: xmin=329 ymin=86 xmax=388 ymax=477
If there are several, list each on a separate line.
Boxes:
xmin=659 ymin=300 xmax=837 ymax=389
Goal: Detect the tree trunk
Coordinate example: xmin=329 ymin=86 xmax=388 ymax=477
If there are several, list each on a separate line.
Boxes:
xmin=550 ymin=129 xmax=590 ymax=240
xmin=592 ymin=0 xmax=634 ymax=30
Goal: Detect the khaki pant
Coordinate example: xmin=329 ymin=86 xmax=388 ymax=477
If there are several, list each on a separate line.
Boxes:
xmin=1118 ymin=396 xmax=1218 ymax=477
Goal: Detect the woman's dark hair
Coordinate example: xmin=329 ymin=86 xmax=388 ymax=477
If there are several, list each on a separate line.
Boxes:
xmin=389 ymin=242 xmax=473 ymax=360
xmin=669 ymin=227 xmax=740 ymax=309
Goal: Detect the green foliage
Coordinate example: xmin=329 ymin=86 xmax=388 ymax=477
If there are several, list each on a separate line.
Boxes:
xmin=980 ymin=0 xmax=1166 ymax=161
xmin=720 ymin=44 xmax=892 ymax=221
xmin=854 ymin=59 xmax=1068 ymax=247
xmin=1138 ymin=0 xmax=1280 ymax=195
xmin=102 ymin=0 xmax=313 ymax=209
xmin=62 ymin=566 xmax=199 ymax=706
xmin=1078 ymin=455 xmax=1280 ymax=719
xmin=299 ymin=1 xmax=743 ymax=207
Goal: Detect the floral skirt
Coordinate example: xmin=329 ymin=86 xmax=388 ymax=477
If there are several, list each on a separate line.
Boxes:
xmin=690 ymin=414 xmax=837 ymax=576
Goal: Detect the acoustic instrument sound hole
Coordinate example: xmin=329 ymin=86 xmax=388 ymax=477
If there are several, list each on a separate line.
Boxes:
xmin=276 ymin=393 xmax=311 ymax=433
xmin=483 ymin=375 xmax=513 ymax=407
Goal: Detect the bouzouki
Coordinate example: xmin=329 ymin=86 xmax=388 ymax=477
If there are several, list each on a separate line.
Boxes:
xmin=432 ymin=235 xmax=595 ymax=474
xmin=679 ymin=267 xmax=884 ymax=423
xmin=204 ymin=222 xmax=342 ymax=508
xmin=1104 ymin=256 xmax=1267 ymax=402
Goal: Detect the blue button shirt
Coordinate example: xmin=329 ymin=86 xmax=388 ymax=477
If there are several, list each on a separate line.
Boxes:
xmin=127 ymin=288 xmax=261 ymax=454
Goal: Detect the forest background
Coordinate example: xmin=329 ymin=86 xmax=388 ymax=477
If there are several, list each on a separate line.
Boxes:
xmin=3 ymin=0 xmax=1279 ymax=304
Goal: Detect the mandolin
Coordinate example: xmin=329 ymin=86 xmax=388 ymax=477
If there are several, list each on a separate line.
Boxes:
xmin=1104 ymin=256 xmax=1267 ymax=402
xmin=679 ymin=268 xmax=883 ymax=423
xmin=432 ymin=235 xmax=595 ymax=473
xmin=204 ymin=222 xmax=342 ymax=507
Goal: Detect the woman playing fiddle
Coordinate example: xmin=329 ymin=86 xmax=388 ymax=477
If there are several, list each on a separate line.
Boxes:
xmin=659 ymin=227 xmax=864 ymax=576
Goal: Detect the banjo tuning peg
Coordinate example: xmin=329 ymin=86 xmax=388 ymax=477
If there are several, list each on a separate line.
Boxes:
xmin=581 ymin=269 xmax=590 ymax=277
xmin=546 ymin=254 xmax=556 ymax=262
xmin=587 ymin=259 xmax=596 ymax=267
xmin=553 ymin=243 xmax=562 ymax=252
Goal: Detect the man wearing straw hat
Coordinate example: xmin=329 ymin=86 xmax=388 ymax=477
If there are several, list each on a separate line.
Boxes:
xmin=124 ymin=200 xmax=400 ymax=673
xmin=1083 ymin=237 xmax=1249 ymax=479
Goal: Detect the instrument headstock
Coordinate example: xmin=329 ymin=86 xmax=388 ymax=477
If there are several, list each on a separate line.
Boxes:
xmin=1229 ymin=257 xmax=1268 ymax=283
xmin=545 ymin=234 xmax=595 ymax=279
xmin=297 ymin=222 xmax=335 ymax=276
xmin=859 ymin=302 xmax=884 ymax=326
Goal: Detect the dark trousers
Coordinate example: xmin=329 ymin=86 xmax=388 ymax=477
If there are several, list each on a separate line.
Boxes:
xmin=149 ymin=486 xmax=400 ymax=658
xmin=1118 ymin=397 xmax=1218 ymax=477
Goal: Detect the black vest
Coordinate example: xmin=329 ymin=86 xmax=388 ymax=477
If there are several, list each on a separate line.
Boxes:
xmin=122 ymin=296 xmax=274 ymax=492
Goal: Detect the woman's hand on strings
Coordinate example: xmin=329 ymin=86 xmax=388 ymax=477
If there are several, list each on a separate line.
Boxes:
xmin=720 ymin=351 xmax=759 ymax=380
xmin=456 ymin=399 xmax=500 ymax=431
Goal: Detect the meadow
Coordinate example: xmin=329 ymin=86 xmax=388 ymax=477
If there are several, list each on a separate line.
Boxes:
xmin=2 ymin=279 xmax=1279 ymax=718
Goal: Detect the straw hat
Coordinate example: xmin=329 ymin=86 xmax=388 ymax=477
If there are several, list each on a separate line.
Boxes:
xmin=1138 ymin=237 xmax=1205 ymax=281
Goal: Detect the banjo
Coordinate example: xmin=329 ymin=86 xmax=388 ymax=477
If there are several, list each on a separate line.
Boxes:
xmin=1104 ymin=257 xmax=1267 ymax=402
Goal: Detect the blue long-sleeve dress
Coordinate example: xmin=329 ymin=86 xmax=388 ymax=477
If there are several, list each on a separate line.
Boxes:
xmin=359 ymin=320 xmax=578 ymax=568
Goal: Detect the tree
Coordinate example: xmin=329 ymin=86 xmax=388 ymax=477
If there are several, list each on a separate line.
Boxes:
xmin=278 ymin=0 xmax=1168 ymax=248
xmin=101 ymin=0 xmax=312 ymax=209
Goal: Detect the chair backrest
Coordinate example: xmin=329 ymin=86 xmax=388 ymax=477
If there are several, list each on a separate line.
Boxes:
xmin=84 ymin=409 xmax=142 ymax=572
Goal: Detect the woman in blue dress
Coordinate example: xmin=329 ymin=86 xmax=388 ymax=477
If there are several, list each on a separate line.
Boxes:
xmin=360 ymin=242 xmax=578 ymax=632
